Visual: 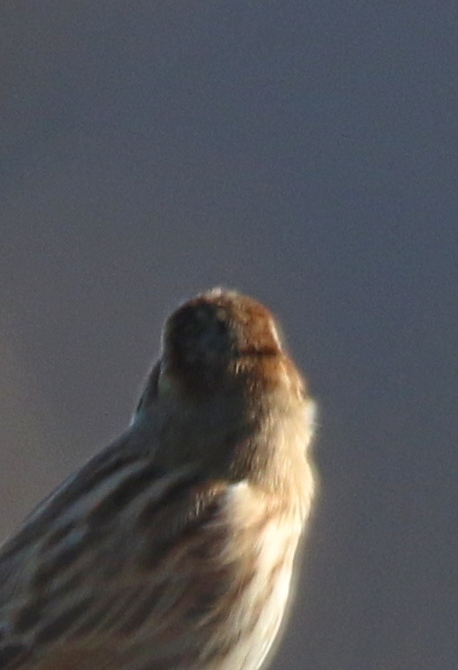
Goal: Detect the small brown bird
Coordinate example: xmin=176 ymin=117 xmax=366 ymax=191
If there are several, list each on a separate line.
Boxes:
xmin=0 ymin=288 xmax=316 ymax=670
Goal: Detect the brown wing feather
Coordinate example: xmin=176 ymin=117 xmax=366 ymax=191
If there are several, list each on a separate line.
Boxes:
xmin=0 ymin=439 xmax=239 ymax=670
xmin=15 ymin=645 xmax=124 ymax=670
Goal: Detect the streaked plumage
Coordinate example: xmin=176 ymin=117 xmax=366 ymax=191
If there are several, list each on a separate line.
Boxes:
xmin=0 ymin=288 xmax=316 ymax=670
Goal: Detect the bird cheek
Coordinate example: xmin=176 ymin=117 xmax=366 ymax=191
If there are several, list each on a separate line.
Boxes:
xmin=157 ymin=369 xmax=178 ymax=398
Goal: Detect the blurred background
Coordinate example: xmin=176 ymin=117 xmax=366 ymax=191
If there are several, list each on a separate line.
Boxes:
xmin=1 ymin=1 xmax=457 ymax=668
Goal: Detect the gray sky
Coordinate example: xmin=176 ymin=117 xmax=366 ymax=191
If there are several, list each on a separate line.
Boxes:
xmin=1 ymin=2 xmax=457 ymax=668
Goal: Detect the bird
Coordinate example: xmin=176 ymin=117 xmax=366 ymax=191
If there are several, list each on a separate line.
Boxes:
xmin=0 ymin=288 xmax=316 ymax=670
